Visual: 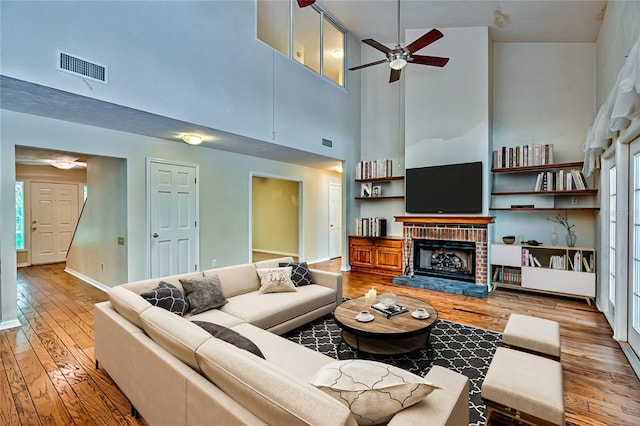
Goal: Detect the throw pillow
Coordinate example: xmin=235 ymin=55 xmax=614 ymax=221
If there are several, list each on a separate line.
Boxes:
xmin=256 ymin=267 xmax=297 ymax=294
xmin=179 ymin=275 xmax=227 ymax=315
xmin=311 ymin=359 xmax=440 ymax=425
xmin=191 ymin=321 xmax=265 ymax=359
xmin=140 ymin=282 xmax=189 ymax=316
xmin=278 ymin=262 xmax=313 ymax=286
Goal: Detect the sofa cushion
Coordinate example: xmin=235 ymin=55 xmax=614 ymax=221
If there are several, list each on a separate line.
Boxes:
xmin=108 ymin=286 xmax=153 ymax=328
xmin=220 ymin=284 xmax=336 ymax=330
xmin=192 ymin=321 xmax=264 ymax=359
xmin=204 ymin=263 xmax=260 ymax=298
xmin=279 ymin=262 xmax=313 ymax=286
xmin=121 ymin=271 xmax=204 ymax=295
xmin=230 ymin=323 xmax=334 ymax=381
xmin=179 ymin=275 xmax=227 ymax=314
xmin=140 ymin=282 xmax=189 ymax=316
xmin=139 ymin=306 xmax=212 ymax=371
xmin=195 ymin=337 xmax=356 ymax=426
xmin=256 ymin=267 xmax=296 ymax=294
xmin=186 ymin=308 xmax=245 ymax=328
xmin=312 ymin=359 xmax=440 ymax=425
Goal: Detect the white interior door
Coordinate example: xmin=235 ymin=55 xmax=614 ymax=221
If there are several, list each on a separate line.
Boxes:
xmin=149 ymin=160 xmax=198 ymax=278
xmin=629 ymin=140 xmax=640 ymax=356
xmin=30 ymin=182 xmax=79 ymax=265
xmin=329 ymin=183 xmax=342 ymax=258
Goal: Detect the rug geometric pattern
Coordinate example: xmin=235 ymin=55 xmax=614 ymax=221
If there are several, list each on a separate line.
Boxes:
xmin=284 ymin=314 xmax=502 ymax=426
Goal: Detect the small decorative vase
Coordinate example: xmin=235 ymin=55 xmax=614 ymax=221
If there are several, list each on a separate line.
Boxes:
xmin=566 ymin=231 xmax=577 ymax=247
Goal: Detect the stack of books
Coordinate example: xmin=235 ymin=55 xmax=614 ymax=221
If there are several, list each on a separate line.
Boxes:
xmin=533 ymin=169 xmax=588 ymax=191
xmin=354 ymin=218 xmax=387 ymax=237
xmin=371 ymin=303 xmax=408 ymax=318
xmin=492 ymin=144 xmax=554 ymax=169
xmin=356 ymin=159 xmax=393 ymax=179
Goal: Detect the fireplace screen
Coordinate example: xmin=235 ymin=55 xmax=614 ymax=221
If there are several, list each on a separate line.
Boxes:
xmin=413 ymin=239 xmax=476 ymax=283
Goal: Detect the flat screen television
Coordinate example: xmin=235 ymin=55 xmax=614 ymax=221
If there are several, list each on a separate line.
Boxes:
xmin=405 ymin=161 xmax=483 ymax=214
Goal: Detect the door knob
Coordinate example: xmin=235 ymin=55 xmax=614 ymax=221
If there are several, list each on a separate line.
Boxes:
xmin=152 ymin=233 xmax=159 ymax=238
xmin=32 ymin=227 xmax=37 ymax=231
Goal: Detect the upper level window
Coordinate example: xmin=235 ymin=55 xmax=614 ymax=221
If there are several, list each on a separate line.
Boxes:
xmin=257 ymin=0 xmax=345 ymax=87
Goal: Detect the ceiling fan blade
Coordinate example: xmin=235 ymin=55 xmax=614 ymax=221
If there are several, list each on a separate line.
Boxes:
xmin=348 ymin=59 xmax=388 ymax=71
xmin=389 ymin=68 xmax=401 ymax=83
xmin=296 ymin=0 xmax=315 ymax=7
xmin=362 ymin=39 xmax=392 ymax=55
xmin=410 ymin=55 xmax=450 ymax=67
xmin=405 ymin=29 xmax=444 ymax=54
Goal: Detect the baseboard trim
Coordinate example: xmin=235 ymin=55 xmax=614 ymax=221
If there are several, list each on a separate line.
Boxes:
xmin=306 ymin=257 xmax=330 ymax=265
xmin=252 ymin=249 xmax=298 ymax=257
xmin=620 ymin=342 xmax=640 ymax=380
xmin=0 ymin=319 xmax=21 ymax=330
xmin=64 ymin=268 xmax=110 ymax=293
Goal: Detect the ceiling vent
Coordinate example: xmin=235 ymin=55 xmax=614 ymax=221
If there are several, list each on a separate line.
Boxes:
xmin=57 ymin=50 xmax=108 ymax=84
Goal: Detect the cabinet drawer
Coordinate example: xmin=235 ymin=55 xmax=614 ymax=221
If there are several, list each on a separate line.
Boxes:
xmin=522 ymin=267 xmax=595 ymax=297
xmin=491 ymin=243 xmax=522 ymax=267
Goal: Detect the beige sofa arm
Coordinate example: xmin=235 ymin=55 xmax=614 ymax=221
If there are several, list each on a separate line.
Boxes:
xmin=309 ymin=269 xmax=343 ymax=305
xmin=387 ymin=366 xmax=469 ymax=426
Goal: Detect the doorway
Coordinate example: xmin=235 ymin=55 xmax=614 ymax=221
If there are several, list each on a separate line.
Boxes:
xmin=251 ymin=175 xmax=301 ymax=262
xmin=329 ymin=183 xmax=342 ymax=259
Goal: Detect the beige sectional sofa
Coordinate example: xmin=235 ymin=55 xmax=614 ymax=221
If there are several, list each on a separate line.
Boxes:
xmin=94 ymin=257 xmax=470 ymax=425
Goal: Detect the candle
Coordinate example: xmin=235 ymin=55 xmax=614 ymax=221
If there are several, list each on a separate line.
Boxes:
xmin=365 ymin=287 xmax=377 ymax=306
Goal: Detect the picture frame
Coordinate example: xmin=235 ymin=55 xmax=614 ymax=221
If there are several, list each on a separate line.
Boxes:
xmin=361 ymin=183 xmax=372 ymax=197
xmin=372 ymin=185 xmax=382 ymax=197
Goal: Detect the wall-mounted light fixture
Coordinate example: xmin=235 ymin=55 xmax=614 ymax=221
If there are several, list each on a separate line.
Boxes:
xmin=182 ymin=134 xmax=203 ymax=145
xmin=331 ymin=49 xmax=344 ymax=59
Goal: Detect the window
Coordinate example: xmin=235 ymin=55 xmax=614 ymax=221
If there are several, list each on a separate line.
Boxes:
xmin=323 ymin=16 xmax=344 ymax=85
xmin=257 ymin=0 xmax=290 ymax=57
xmin=633 ymin=153 xmax=640 ymax=333
xmin=257 ymin=0 xmax=345 ymax=86
xmin=16 ymin=181 xmax=24 ymax=250
xmin=609 ymin=165 xmax=616 ymax=306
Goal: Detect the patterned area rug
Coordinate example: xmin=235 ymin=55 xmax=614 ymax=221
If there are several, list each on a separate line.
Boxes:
xmin=284 ymin=314 xmax=502 ymax=426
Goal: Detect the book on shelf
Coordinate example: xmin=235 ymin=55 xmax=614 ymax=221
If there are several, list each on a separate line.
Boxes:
xmin=371 ymin=303 xmax=408 ymax=318
xmin=533 ymin=168 xmax=588 ymax=191
xmin=582 ymin=257 xmax=591 ymax=272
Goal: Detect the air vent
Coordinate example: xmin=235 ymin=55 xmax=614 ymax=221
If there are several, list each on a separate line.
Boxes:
xmin=322 ymin=138 xmax=333 ymax=148
xmin=57 ymin=50 xmax=108 ymax=84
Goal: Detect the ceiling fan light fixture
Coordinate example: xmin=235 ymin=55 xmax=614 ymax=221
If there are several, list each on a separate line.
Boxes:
xmin=389 ymin=57 xmax=407 ymax=70
xmin=182 ymin=134 xmax=203 ymax=145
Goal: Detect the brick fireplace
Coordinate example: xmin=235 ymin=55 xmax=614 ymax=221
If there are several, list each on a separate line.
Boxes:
xmin=395 ymin=216 xmax=494 ymax=286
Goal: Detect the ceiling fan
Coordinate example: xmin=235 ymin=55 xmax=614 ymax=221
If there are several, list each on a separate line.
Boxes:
xmin=348 ymin=0 xmax=449 ymax=83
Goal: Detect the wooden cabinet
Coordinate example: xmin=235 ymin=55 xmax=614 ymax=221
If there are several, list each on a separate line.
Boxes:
xmin=490 ymin=243 xmax=596 ymax=304
xmin=349 ymin=236 xmax=403 ymax=276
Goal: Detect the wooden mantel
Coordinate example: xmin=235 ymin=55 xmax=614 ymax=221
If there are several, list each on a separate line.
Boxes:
xmin=394 ymin=216 xmax=495 ymax=225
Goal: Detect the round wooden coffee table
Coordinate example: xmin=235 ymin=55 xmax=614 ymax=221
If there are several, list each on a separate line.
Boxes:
xmin=333 ymin=295 xmax=438 ymax=356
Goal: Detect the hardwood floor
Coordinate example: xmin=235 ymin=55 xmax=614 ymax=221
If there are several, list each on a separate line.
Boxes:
xmin=1 ymin=260 xmax=638 ymax=425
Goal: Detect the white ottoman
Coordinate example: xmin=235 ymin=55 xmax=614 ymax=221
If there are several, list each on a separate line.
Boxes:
xmin=482 ymin=347 xmax=565 ymax=426
xmin=503 ymin=313 xmax=561 ymax=360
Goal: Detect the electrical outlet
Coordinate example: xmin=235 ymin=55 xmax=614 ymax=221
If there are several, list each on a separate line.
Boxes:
xmin=571 ymin=197 xmax=578 ymax=205
xmin=117 ymin=236 xmax=125 ymax=245
xmin=212 ymin=259 xmax=217 ymax=268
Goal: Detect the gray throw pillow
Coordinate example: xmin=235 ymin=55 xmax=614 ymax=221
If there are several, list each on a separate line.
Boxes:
xmin=191 ymin=321 xmax=265 ymax=359
xmin=278 ymin=262 xmax=314 ymax=286
xmin=179 ymin=275 xmax=227 ymax=315
xmin=140 ymin=282 xmax=189 ymax=316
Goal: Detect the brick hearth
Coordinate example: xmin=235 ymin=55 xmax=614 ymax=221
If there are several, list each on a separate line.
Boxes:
xmin=395 ymin=216 xmax=494 ymax=286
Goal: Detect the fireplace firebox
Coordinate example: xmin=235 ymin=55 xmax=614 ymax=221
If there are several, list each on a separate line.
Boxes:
xmin=413 ymin=239 xmax=476 ymax=283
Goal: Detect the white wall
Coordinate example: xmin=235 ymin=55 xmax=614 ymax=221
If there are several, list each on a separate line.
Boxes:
xmin=66 ymin=156 xmax=128 ymax=286
xmin=0 ymin=111 xmax=343 ymax=306
xmin=492 ymin=43 xmax=597 ymax=246
xmin=0 ymin=1 xmax=360 ymax=324
xmin=0 ymin=1 xmax=358 ymax=161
